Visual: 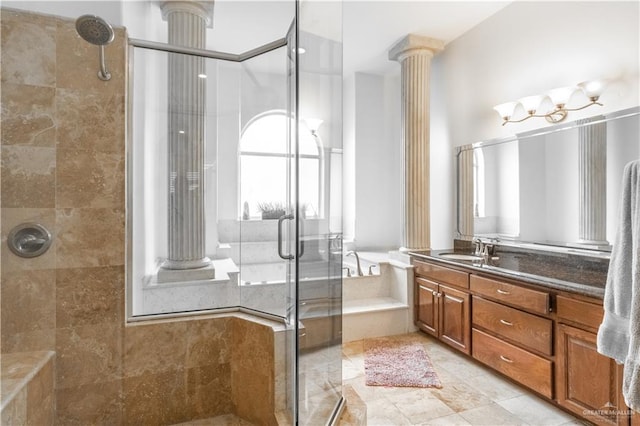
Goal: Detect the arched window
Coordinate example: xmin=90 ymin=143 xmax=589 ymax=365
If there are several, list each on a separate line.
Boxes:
xmin=240 ymin=110 xmax=322 ymax=219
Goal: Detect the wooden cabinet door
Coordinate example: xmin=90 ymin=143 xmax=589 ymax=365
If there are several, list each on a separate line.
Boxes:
xmin=416 ymin=277 xmax=438 ymax=337
xmin=439 ymin=284 xmax=471 ymax=355
xmin=556 ymin=324 xmax=627 ymax=426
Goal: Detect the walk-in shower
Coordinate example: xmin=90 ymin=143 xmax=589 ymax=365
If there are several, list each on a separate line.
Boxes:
xmin=126 ymin=1 xmax=343 ymax=424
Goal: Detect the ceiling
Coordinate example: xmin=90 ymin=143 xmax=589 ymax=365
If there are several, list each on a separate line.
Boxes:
xmin=206 ymin=0 xmax=513 ymax=75
xmin=342 ymin=1 xmax=512 ymax=75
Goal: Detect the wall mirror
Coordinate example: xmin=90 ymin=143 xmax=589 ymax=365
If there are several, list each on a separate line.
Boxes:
xmin=456 ymin=106 xmax=640 ymax=251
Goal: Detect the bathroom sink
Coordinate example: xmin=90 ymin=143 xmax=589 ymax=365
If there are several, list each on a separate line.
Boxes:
xmin=438 ymin=253 xmax=484 ymax=261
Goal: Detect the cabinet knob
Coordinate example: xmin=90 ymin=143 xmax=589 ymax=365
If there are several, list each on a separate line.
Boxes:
xmin=432 ymin=291 xmax=438 ymax=296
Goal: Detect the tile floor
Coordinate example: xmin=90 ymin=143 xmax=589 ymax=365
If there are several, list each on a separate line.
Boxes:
xmin=342 ymin=332 xmax=586 ymax=426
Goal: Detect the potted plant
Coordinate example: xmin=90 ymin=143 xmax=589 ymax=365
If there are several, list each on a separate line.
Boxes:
xmin=258 ymin=201 xmax=287 ymax=220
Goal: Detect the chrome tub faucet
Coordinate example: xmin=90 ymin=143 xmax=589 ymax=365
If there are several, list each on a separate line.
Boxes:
xmin=346 ymin=251 xmax=363 ymax=276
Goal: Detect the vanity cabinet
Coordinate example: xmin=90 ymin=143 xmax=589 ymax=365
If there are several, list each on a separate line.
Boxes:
xmin=556 ymin=296 xmax=628 ymax=426
xmin=411 ymin=255 xmax=635 ymax=425
xmin=470 ymin=274 xmax=554 ymax=398
xmin=414 ymin=261 xmax=471 ymax=355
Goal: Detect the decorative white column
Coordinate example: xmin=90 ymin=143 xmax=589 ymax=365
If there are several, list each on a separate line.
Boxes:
xmin=159 ymin=1 xmax=215 ymax=282
xmin=578 ymin=118 xmax=608 ymax=246
xmin=458 ymin=148 xmax=475 ymax=240
xmin=389 ymin=34 xmax=444 ymax=251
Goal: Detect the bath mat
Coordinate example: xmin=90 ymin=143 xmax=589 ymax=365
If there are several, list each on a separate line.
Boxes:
xmin=364 ymin=338 xmax=442 ymax=388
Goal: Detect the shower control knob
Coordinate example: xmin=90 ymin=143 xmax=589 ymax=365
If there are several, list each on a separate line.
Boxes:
xmin=8 ymin=223 xmax=52 ymax=258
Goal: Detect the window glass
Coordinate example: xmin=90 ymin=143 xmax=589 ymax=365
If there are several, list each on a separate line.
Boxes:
xmin=240 ymin=111 xmax=321 ymax=219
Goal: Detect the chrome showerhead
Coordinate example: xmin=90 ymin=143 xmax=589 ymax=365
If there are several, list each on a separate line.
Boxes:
xmin=75 ymin=15 xmax=114 ymax=46
xmin=75 ymin=15 xmax=114 ymax=81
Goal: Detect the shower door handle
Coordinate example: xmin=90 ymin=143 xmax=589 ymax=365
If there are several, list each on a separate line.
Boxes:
xmin=278 ymin=214 xmax=294 ymax=260
xmin=298 ymin=216 xmax=304 ymax=259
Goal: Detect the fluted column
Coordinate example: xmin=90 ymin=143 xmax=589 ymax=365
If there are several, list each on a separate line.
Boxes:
xmin=578 ymin=118 xmax=608 ymax=246
xmin=458 ymin=148 xmax=475 ymax=239
xmin=159 ymin=1 xmax=215 ymax=281
xmin=389 ymin=34 xmax=444 ymax=251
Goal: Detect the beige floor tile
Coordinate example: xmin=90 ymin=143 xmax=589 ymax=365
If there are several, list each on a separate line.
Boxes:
xmin=498 ymin=394 xmax=577 ymax=426
xmin=421 ymin=413 xmax=473 ymax=425
xmin=458 ymin=403 xmax=527 ymax=425
xmin=429 ymin=379 xmax=493 ymax=412
xmin=366 ymin=398 xmax=413 ymax=426
xmin=466 ymin=371 xmax=525 ymax=402
xmin=390 ymin=392 xmax=455 ymax=423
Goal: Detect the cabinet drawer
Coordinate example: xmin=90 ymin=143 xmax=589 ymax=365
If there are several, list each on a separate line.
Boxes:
xmin=414 ymin=260 xmax=469 ymax=289
xmin=472 ymin=296 xmax=553 ymax=355
xmin=556 ymin=295 xmax=603 ymax=330
xmin=470 ymin=275 xmax=549 ymax=314
xmin=472 ymin=328 xmax=553 ymax=398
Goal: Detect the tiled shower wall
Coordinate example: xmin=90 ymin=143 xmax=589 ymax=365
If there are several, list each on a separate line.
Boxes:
xmin=1 ymin=9 xmax=279 ymax=424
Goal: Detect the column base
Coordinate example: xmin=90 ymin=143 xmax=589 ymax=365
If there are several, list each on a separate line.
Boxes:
xmin=399 ymin=246 xmax=430 ymax=253
xmin=575 ymin=240 xmax=611 ymax=250
xmin=157 ymin=264 xmax=215 ymax=283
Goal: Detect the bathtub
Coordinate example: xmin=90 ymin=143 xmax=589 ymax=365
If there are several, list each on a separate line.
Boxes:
xmin=341 ymin=253 xmax=415 ymax=342
xmin=240 ymin=260 xmax=342 ymax=318
xmin=240 ymin=252 xmax=415 ymax=343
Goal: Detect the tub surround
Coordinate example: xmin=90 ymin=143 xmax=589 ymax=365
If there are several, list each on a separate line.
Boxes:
xmin=342 ymin=253 xmax=415 ymax=343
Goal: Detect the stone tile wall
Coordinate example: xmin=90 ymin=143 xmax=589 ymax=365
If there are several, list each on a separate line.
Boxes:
xmin=0 ymin=351 xmax=55 ymax=425
xmin=0 ymin=8 xmax=281 ymax=424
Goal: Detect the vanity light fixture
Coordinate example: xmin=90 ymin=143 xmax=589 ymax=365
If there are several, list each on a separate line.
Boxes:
xmin=493 ymin=80 xmax=606 ymax=126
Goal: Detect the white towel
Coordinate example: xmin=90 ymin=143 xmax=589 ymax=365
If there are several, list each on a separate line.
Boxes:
xmin=597 ymin=159 xmax=640 ymax=411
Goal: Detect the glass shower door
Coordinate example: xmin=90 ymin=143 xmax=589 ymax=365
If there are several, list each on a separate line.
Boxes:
xmin=294 ymin=1 xmax=344 ymax=424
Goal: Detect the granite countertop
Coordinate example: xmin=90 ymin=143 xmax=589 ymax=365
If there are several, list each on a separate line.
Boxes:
xmin=409 ymin=247 xmax=610 ymax=299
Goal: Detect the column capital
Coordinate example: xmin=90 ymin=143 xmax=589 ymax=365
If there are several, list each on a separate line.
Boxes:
xmin=160 ymin=1 xmax=214 ymax=27
xmin=388 ymin=34 xmax=444 ymax=62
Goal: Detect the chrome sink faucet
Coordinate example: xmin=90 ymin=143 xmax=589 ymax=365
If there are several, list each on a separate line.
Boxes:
xmin=473 ymin=237 xmax=498 ymax=258
xmin=472 ymin=238 xmax=484 ymax=256
xmin=346 ymin=251 xmax=363 ymax=276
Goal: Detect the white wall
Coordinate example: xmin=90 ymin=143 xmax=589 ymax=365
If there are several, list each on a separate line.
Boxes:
xmin=343 ymin=75 xmax=356 ymax=242
xmin=344 ymin=72 xmax=402 ymax=250
xmin=435 ymin=2 xmax=640 ymax=146
xmin=430 ymin=1 xmax=640 ymax=245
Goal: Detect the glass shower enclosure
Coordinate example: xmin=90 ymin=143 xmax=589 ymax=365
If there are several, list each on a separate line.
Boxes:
xmin=127 ymin=1 xmax=343 ymax=424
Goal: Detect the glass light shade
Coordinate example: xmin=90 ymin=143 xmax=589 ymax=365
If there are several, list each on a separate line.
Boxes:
xmin=578 ymin=80 xmax=606 ymax=100
xmin=519 ymin=95 xmax=544 ymax=114
xmin=493 ymin=102 xmax=518 ymax=119
xmin=548 ymin=86 xmax=576 ymax=106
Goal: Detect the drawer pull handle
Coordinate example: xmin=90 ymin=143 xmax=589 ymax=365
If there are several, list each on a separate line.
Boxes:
xmin=500 ymin=355 xmax=514 ymax=363
xmin=496 ymin=289 xmax=511 ymax=295
xmin=499 ymin=319 xmax=513 ymax=326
